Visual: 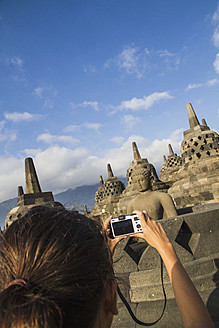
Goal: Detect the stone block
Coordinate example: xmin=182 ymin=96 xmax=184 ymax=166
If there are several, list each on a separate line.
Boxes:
xmin=135 ymin=298 xmax=183 ymax=328
xmin=116 ymin=273 xmax=131 ymax=303
xmin=182 ymin=209 xmax=219 ymax=258
xmin=200 ymin=191 xmax=214 ymax=201
xmin=112 ymin=302 xmax=137 ymax=328
xmin=129 ymin=269 xmax=217 ymax=303
xmin=113 ymin=238 xmax=138 ymax=274
xmin=130 ymin=267 xmax=169 ymax=288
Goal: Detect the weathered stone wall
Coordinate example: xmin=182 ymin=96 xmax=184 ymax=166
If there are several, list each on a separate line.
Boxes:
xmin=169 ymin=154 xmax=219 ymax=208
xmin=112 ymin=204 xmax=219 ymax=327
xmin=161 ymin=103 xmax=219 ymax=209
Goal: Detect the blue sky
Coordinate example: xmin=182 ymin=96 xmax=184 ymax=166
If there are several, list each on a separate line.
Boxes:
xmin=0 ymin=0 xmax=219 ymax=203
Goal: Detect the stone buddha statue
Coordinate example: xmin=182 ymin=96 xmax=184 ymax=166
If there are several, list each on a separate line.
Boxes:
xmin=127 ymin=165 xmax=177 ymax=220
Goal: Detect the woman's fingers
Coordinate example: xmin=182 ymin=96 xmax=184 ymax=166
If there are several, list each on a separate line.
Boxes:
xmin=103 ymin=216 xmax=112 ymax=231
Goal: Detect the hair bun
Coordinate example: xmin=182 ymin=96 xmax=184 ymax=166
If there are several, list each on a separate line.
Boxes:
xmin=0 ymin=283 xmax=62 ymax=328
xmin=7 ymin=279 xmax=27 ymax=289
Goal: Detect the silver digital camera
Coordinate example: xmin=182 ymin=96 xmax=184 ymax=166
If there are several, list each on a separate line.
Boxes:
xmin=110 ymin=214 xmax=143 ymax=238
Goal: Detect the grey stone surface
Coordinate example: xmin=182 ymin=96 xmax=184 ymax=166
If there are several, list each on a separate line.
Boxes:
xmin=168 ymin=104 xmax=219 ymax=209
xmin=112 ymin=208 xmax=219 ymax=327
xmin=112 ymin=302 xmax=137 ymax=328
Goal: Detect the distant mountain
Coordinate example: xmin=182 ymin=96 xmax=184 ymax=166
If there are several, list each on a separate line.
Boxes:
xmin=54 ymin=183 xmax=100 ymax=211
xmin=0 ymin=198 xmax=17 ymax=230
xmin=0 ymin=177 xmax=127 ymax=229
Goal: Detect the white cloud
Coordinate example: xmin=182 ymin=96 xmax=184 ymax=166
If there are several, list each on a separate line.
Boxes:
xmin=64 ymin=122 xmax=102 ymax=133
xmin=105 ymin=46 xmax=148 ymax=79
xmin=111 ymin=136 xmax=125 ymax=145
xmin=214 ymin=53 xmax=219 ymax=73
xmin=0 ymin=121 xmax=5 ymax=132
xmin=0 ymin=156 xmax=24 ymax=202
xmin=32 ymin=85 xmax=57 ymax=109
xmin=213 ymin=26 xmax=219 ymax=48
xmin=186 ymin=83 xmax=203 ymax=91
xmin=186 ymin=79 xmax=218 ymax=90
xmin=37 ymin=133 xmax=79 ymax=145
xmin=4 ymin=112 xmax=42 ymax=122
xmin=9 ymin=56 xmax=24 ymax=68
xmin=43 ymin=99 xmax=54 ymax=109
xmin=103 ymin=130 xmax=182 ymax=176
xmin=104 ymin=45 xmax=183 ymax=78
xmin=0 ymin=129 xmax=183 ymax=203
xmin=121 ymin=114 xmax=140 ymax=130
xmin=25 ymin=146 xmax=107 ymax=197
xmin=0 ymin=121 xmax=17 ymax=142
xmin=83 ymin=65 xmax=96 ymax=73
xmin=23 ymin=148 xmax=42 ymax=156
xmin=33 ymin=87 xmax=44 ymax=98
xmin=212 ymin=5 xmax=219 ymax=22
xmin=83 ymin=122 xmax=102 ymax=131
xmin=157 ymin=49 xmax=174 ymax=57
xmin=206 ymin=78 xmax=218 ymax=86
xmin=4 ymin=55 xmax=26 ymax=82
xmin=212 ymin=6 xmax=219 ymax=48
xmin=0 ymin=120 xmax=17 ymax=142
xmin=117 ymin=47 xmax=143 ymax=78
xmin=69 ymin=100 xmax=100 ymax=111
xmin=64 ymin=125 xmax=80 ymax=132
xmin=83 ymin=101 xmax=99 ymax=111
xmin=119 ymin=91 xmax=173 ymax=111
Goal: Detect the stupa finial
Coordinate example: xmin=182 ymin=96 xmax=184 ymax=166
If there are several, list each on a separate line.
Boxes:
xmin=84 ymin=205 xmax=88 ymax=215
xmin=202 ymin=118 xmax=207 ymax=127
xmin=132 ymin=142 xmax=141 ymax=160
xmin=107 ymin=163 xmax=114 ymax=178
xmin=25 ymin=157 xmax=42 ymax=194
xmin=186 ymin=103 xmax=200 ymax=128
xmin=168 ymin=144 xmax=174 ymax=155
xmin=99 ymin=175 xmax=104 ymax=186
xmin=18 ymin=186 xmax=24 ymax=197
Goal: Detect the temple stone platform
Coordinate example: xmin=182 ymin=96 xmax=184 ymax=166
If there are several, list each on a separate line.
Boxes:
xmin=112 ymin=204 xmax=219 ymax=327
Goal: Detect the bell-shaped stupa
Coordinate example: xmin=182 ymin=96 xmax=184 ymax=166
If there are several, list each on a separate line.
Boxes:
xmin=168 ymin=103 xmax=219 ymax=208
xmin=5 ymin=157 xmax=63 ymax=229
xmin=160 ymin=143 xmax=182 ymax=187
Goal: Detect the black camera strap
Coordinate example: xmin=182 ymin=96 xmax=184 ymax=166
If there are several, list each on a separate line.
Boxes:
xmin=117 ymin=256 xmax=166 ymax=326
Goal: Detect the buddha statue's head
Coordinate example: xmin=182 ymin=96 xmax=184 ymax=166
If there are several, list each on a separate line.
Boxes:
xmin=131 ymin=165 xmax=152 ymax=192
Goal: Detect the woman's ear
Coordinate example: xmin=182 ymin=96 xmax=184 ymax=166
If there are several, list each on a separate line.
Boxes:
xmin=104 ymin=280 xmax=118 ymax=315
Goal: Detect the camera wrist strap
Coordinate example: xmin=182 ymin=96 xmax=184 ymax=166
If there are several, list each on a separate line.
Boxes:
xmin=117 ymin=256 xmax=167 ymax=326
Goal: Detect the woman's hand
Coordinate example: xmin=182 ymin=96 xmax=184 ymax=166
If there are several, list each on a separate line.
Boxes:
xmin=133 ymin=210 xmax=172 ymax=252
xmin=132 ymin=210 xmax=214 ymax=328
xmin=103 ymin=216 xmax=127 ymax=256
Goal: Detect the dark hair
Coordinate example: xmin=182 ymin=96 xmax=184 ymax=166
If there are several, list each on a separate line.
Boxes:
xmin=0 ymin=206 xmax=113 ymax=328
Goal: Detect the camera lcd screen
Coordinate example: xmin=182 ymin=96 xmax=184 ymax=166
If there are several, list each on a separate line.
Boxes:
xmin=112 ymin=219 xmax=134 ymax=236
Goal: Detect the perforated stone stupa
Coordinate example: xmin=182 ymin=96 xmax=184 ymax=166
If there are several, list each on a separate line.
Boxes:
xmin=90 ymin=163 xmax=125 ymax=221
xmin=181 ymin=103 xmax=218 ymax=163
xmin=168 ymin=103 xmax=219 ymax=208
xmin=160 ymin=143 xmax=182 ymax=187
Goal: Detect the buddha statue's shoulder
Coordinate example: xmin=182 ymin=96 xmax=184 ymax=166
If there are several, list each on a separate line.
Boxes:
xmin=152 ymin=190 xmax=172 ymax=199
